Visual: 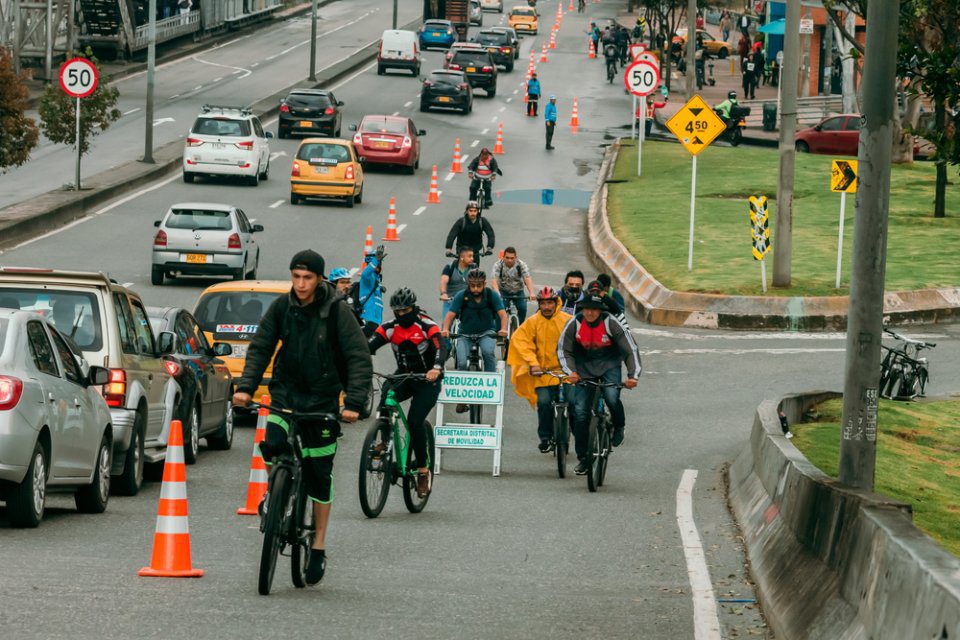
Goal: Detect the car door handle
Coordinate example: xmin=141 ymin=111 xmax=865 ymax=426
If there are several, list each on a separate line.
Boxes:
xmin=47 ymin=392 xmax=55 ymax=403
xmin=74 ymin=397 xmax=82 ymax=407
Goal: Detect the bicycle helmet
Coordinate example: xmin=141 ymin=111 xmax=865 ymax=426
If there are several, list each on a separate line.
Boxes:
xmin=467 ymin=269 xmax=487 ymax=283
xmin=465 ymin=200 xmax=479 ymax=211
xmin=328 ymin=267 xmax=351 ymax=282
xmin=536 ymin=286 xmax=558 ymax=301
xmin=389 ymin=287 xmax=418 ymax=310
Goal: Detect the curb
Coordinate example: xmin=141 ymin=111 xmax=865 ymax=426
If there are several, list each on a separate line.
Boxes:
xmin=727 ymin=392 xmax=960 ymax=639
xmin=585 ymin=139 xmax=960 ymax=329
xmin=0 ymin=16 xmax=423 ymax=253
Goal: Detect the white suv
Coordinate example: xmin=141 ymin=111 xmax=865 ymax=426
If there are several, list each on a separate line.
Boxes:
xmin=182 ymin=105 xmax=273 ymax=186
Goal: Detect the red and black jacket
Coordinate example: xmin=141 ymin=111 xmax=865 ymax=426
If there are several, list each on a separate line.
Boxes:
xmin=368 ymin=312 xmax=446 ymax=374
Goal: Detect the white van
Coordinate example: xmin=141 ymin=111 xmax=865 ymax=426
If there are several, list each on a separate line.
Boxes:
xmin=378 ymin=30 xmax=421 ymax=77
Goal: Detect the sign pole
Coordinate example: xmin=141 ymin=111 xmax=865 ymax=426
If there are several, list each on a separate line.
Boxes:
xmin=637 ymin=103 xmax=645 ymax=177
xmin=835 ymin=190 xmax=846 ymax=288
xmin=75 ymin=95 xmax=81 ymax=190
xmin=687 ymin=155 xmax=697 ymax=271
xmin=761 ymin=258 xmax=768 ymax=293
xmin=631 ymin=95 xmax=637 ymax=140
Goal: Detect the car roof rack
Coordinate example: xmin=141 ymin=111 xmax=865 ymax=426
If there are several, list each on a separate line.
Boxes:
xmin=201 ymin=104 xmax=253 ymax=115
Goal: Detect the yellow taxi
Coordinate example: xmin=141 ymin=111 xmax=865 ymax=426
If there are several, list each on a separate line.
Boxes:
xmin=289 ymin=138 xmax=365 ymax=207
xmin=672 ymin=28 xmax=732 ymax=59
xmin=507 ymin=5 xmax=538 ymax=35
xmin=192 ymin=280 xmax=289 ymax=405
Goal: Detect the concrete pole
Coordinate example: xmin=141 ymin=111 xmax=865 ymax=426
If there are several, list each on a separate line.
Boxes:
xmin=822 ymin=13 xmax=833 ymax=95
xmin=45 ymin=0 xmax=53 ymax=81
xmin=838 ymin=0 xmax=899 ymax=491
xmin=392 ymin=0 xmax=397 ymax=29
xmin=685 ymin=0 xmax=695 ymax=99
xmin=772 ymin=0 xmax=800 ymax=287
xmin=800 ymin=11 xmax=811 ymax=97
xmin=841 ymin=8 xmax=856 ymax=113
xmin=309 ymin=0 xmax=317 ymax=81
xmin=143 ymin=0 xmax=156 ymax=164
xmin=12 ymin=0 xmax=20 ymax=74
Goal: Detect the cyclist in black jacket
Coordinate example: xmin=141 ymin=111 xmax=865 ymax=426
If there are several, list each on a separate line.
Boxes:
xmin=445 ymin=201 xmax=496 ymax=263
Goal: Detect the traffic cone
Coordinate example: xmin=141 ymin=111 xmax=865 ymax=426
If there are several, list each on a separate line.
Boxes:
xmin=570 ymin=97 xmax=580 ymax=132
xmin=451 ymin=138 xmax=463 ymax=173
xmin=567 ymin=0 xmax=573 ymax=10
xmin=139 ymin=419 xmax=203 ymax=578
xmin=237 ymin=398 xmax=270 ymax=515
xmin=493 ymin=122 xmax=504 ymax=154
xmin=427 ymin=165 xmax=441 ymax=203
xmin=540 ymin=42 xmax=548 ymax=62
xmin=588 ymin=39 xmax=596 ymax=58
xmin=383 ymin=197 xmax=400 ymax=241
xmin=550 ymin=30 xmax=557 ymax=50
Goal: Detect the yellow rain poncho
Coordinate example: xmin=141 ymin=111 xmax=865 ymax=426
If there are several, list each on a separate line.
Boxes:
xmin=506 ymin=308 xmax=573 ymax=407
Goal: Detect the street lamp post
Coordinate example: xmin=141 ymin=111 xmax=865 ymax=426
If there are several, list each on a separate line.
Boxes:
xmin=309 ymin=0 xmax=318 ymax=81
xmin=143 ymin=0 xmax=156 ymax=163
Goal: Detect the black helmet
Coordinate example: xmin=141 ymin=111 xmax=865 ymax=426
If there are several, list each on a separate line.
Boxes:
xmin=467 ymin=269 xmax=487 ymax=282
xmin=389 ymin=287 xmax=417 ymax=310
xmin=728 ymin=91 xmax=738 ymax=101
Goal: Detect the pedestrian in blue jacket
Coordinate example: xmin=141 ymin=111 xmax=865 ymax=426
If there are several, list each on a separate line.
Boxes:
xmin=359 ymin=246 xmax=385 ymax=337
xmin=526 ymin=73 xmax=541 ymax=117
xmin=544 ymin=95 xmax=558 ymax=150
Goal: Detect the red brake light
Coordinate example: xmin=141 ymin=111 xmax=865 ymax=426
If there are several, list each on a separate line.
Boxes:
xmin=0 ymin=376 xmax=23 ymax=411
xmin=423 ymin=79 xmax=433 ymax=86
xmin=104 ymin=369 xmax=126 ymax=408
xmin=353 ymin=133 xmax=363 ymax=145
xmin=324 ymin=107 xmax=335 ymax=115
xmin=234 ymin=140 xmax=254 ymax=150
xmin=482 ymin=66 xmax=493 ymax=72
xmin=280 ymin=104 xmax=290 ymax=113
xmin=163 ymin=360 xmax=181 ymax=377
xmin=186 ymin=137 xmax=204 ymax=147
xmin=228 ymin=233 xmax=241 ymax=249
xmin=500 ymin=47 xmax=510 ymax=53
xmin=345 ymin=164 xmax=355 ymax=180
xmin=450 ymin=64 xmax=461 ymax=70
xmin=401 ymin=136 xmax=412 ymax=148
xmin=292 ymin=161 xmax=301 ymax=177
xmin=154 ymin=230 xmax=167 ymax=248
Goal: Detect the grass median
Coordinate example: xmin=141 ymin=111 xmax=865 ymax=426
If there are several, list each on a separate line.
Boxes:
xmin=792 ymin=397 xmax=960 ymax=557
xmin=607 ymin=140 xmax=960 ymax=296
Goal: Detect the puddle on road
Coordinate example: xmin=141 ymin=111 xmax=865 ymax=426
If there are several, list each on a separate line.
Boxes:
xmin=493 ymin=188 xmax=592 ymax=209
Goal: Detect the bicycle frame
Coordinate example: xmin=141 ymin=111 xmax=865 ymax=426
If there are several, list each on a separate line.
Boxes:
xmin=381 ymin=387 xmax=417 ymax=479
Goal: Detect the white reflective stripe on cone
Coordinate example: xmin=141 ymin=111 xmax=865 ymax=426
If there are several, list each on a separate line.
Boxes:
xmin=166 ymin=445 xmax=184 ymax=465
xmin=159 ymin=481 xmax=188 ymax=500
xmin=249 ymin=468 xmax=269 ymax=483
xmin=155 ymin=515 xmax=190 ymax=534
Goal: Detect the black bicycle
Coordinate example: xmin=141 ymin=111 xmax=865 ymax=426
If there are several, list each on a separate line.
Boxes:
xmin=498 ymin=297 xmax=523 ymax=360
xmin=606 ymin=56 xmax=617 ymax=83
xmin=472 ymin=175 xmax=495 ymax=216
xmin=879 ymin=329 xmax=935 ymax=400
xmin=250 ymin=403 xmax=339 ymax=596
xmin=579 ymin=379 xmax=625 ymax=492
xmin=540 ymin=370 xmax=572 ymax=478
xmin=449 ymin=331 xmax=493 ymax=424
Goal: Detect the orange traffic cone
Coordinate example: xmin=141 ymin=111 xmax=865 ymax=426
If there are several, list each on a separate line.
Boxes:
xmin=567 ymin=0 xmax=573 ymax=10
xmin=493 ymin=122 xmax=504 ymax=154
xmin=570 ymin=97 xmax=580 ymax=132
xmin=139 ymin=419 xmax=203 ymax=578
xmin=427 ymin=165 xmax=441 ymax=203
xmin=451 ymin=138 xmax=463 ymax=173
xmin=550 ymin=30 xmax=557 ymax=49
xmin=540 ymin=42 xmax=548 ymax=62
xmin=237 ymin=398 xmax=270 ymax=515
xmin=588 ymin=39 xmax=596 ymax=58
xmin=383 ymin=197 xmax=400 ymax=241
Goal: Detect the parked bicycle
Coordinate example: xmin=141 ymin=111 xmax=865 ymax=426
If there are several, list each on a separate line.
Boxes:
xmin=539 ymin=370 xmax=573 ymax=478
xmin=579 ymin=378 xmax=625 ymax=492
xmin=358 ymin=373 xmax=435 ymax=518
xmin=879 ymin=329 xmax=935 ymax=400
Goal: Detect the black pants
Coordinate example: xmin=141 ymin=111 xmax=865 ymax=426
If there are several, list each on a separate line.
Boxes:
xmin=545 ymin=121 xmax=556 ymax=148
xmin=469 ymin=179 xmax=493 ymax=207
xmin=527 ymin=95 xmax=539 ymax=116
xmin=264 ymin=400 xmax=340 ymax=504
xmin=378 ymin=377 xmax=441 ymax=467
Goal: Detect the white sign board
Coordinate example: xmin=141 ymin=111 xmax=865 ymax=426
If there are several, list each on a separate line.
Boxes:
xmin=799 ymin=18 xmax=814 ymax=34
xmin=434 ymin=363 xmax=506 ymax=476
xmin=435 ymin=426 xmax=500 ymax=449
xmin=438 ymin=370 xmax=504 ymax=405
xmin=623 ymin=60 xmax=660 ymax=97
xmin=59 ymin=57 xmax=98 ymax=98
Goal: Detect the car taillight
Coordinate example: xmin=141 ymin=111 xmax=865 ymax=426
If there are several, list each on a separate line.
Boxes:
xmin=186 ymin=137 xmax=204 ymax=147
xmin=163 ymin=360 xmax=181 ymax=377
xmin=450 ymin=64 xmax=461 ymax=70
xmin=280 ymin=104 xmax=290 ymax=113
xmin=292 ymin=161 xmax=301 ymax=177
xmin=401 ymin=136 xmax=412 ymax=148
xmin=353 ymin=133 xmax=363 ymax=146
xmin=500 ymin=47 xmax=510 ymax=53
xmin=324 ymin=107 xmax=335 ymax=115
xmin=482 ymin=66 xmax=493 ymax=72
xmin=423 ymin=79 xmax=433 ymax=86
xmin=104 ymin=369 xmax=126 ymax=408
xmin=228 ymin=233 xmax=241 ymax=249
xmin=154 ymin=230 xmax=167 ymax=248
xmin=235 ymin=140 xmax=254 ymax=151
xmin=0 ymin=376 xmax=23 ymax=410
xmin=345 ymin=164 xmax=355 ymax=180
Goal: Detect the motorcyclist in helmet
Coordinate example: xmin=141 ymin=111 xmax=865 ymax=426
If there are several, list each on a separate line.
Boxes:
xmin=715 ymin=91 xmax=738 ymax=122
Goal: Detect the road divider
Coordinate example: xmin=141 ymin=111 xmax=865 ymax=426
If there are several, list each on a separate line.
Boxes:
xmin=237 ymin=400 xmax=270 ymax=516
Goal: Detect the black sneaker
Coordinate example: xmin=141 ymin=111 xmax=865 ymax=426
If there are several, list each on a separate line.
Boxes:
xmin=574 ymin=460 xmax=589 ymax=475
xmin=455 ymin=403 xmax=469 ymax=414
xmin=612 ymin=428 xmax=624 ymax=447
xmin=305 ymin=549 xmax=326 ymax=586
xmin=538 ymin=440 xmax=553 ymax=453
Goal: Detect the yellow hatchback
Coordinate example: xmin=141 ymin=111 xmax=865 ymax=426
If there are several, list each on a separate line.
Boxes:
xmin=192 ymin=280 xmax=289 ymax=406
xmin=290 ymin=138 xmax=365 ymax=207
xmin=507 ymin=5 xmax=538 ymax=34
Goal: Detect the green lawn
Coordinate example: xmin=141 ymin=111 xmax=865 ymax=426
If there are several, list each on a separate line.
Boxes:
xmin=792 ymin=398 xmax=960 ymax=557
xmin=607 ymin=140 xmax=960 ymax=296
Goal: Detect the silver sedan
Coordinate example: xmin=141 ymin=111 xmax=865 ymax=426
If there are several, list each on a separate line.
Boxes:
xmin=0 ymin=309 xmax=113 ymax=527
xmin=151 ymin=202 xmax=264 ymax=285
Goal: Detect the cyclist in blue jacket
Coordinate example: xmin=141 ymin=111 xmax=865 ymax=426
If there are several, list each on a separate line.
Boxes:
xmin=359 ymin=246 xmax=385 ymax=337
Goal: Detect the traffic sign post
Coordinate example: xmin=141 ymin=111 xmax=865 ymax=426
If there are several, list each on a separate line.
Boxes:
xmin=749 ymin=196 xmax=771 ymax=292
xmin=59 ymin=57 xmax=99 ymax=191
xmin=664 ymin=94 xmax=727 ymax=270
xmin=623 ymin=60 xmax=660 ymax=177
xmin=433 ymin=364 xmax=506 ymax=477
xmin=831 ymin=159 xmax=859 ymax=288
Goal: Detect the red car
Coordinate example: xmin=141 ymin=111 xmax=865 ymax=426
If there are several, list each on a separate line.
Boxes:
xmin=350 ymin=115 xmax=426 ymax=174
xmin=795 ymin=114 xmax=861 ymax=156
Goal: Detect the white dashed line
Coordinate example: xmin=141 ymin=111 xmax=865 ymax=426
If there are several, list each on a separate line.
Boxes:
xmin=213 ymin=76 xmax=222 ymax=82
xmin=232 ymin=69 xmax=243 ymax=74
xmin=269 ymin=199 xmax=284 ymax=209
xmin=169 ymin=94 xmax=180 ymax=99
xmin=490 ymin=116 xmax=498 ymax=122
xmin=481 ymin=128 xmax=489 ymax=134
xmin=266 ymin=55 xmax=277 ymax=61
xmin=193 ymin=85 xmax=202 ymax=90
xmin=676 ymin=470 xmax=723 ymax=640
xmin=506 ymin=98 xmax=512 ymax=103
xmin=445 ymin=172 xmax=455 ymax=181
xmin=470 ymin=139 xmax=479 ymax=147
xmin=123 ymin=108 xmax=141 ymax=116
xmin=396 ymin=224 xmax=407 ymax=234
xmin=412 ymin=206 xmax=426 ymax=216
xmin=251 ymin=62 xmax=259 ymax=67
xmin=513 ymin=89 xmax=519 ymax=94
xmin=392 ymin=111 xmax=400 ymax=116
xmin=498 ymin=106 xmax=505 ymax=112
xmin=404 ymin=101 xmax=412 ymax=107
xmin=192 ymin=54 xmax=252 ymax=79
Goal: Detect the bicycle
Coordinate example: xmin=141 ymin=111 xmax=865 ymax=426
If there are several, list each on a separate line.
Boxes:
xmin=498 ymin=298 xmax=522 ymax=360
xmin=249 ymin=402 xmax=339 ymax=596
xmin=539 ymin=370 xmax=572 ymax=478
xmin=472 ymin=175 xmax=495 ymax=216
xmin=448 ymin=332 xmax=491 ymax=424
xmin=606 ymin=56 xmax=617 ymax=83
xmin=358 ymin=372 xmax=436 ymax=518
xmin=879 ymin=329 xmax=935 ymax=400
xmin=579 ymin=379 xmax=625 ymax=492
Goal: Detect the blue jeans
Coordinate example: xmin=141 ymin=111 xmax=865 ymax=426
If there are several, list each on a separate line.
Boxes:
xmin=571 ymin=367 xmax=625 ymax=461
xmin=535 ymin=384 xmax=572 ymax=443
xmin=502 ymin=291 xmax=529 ymax=325
xmin=455 ymin=332 xmax=497 ymax=372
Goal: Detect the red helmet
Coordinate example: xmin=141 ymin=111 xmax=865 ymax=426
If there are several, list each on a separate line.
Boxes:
xmin=536 ymin=286 xmax=559 ymax=301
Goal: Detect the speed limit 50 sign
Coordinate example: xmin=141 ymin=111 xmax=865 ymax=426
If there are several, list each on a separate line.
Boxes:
xmin=59 ymin=57 xmax=99 ymax=99
xmin=623 ymin=60 xmax=660 ymax=97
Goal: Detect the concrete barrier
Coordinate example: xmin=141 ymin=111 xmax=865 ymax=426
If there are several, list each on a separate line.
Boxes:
xmin=727 ymin=392 xmax=960 ymax=639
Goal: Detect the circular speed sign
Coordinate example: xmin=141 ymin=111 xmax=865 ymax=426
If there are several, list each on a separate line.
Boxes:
xmin=59 ymin=57 xmax=99 ymax=98
xmin=623 ymin=60 xmax=660 ymax=97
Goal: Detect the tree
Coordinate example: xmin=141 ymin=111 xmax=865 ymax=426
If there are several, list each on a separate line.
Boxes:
xmin=0 ymin=47 xmax=40 ymax=172
xmin=37 ymin=49 xmax=121 ymax=157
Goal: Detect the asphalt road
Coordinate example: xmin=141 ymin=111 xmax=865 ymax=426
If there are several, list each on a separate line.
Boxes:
xmin=2 ymin=4 xmax=959 ymax=639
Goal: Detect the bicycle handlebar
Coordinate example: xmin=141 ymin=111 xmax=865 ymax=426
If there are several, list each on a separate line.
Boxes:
xmin=577 ymin=379 xmax=627 ymax=389
xmin=448 ymin=332 xmax=495 ymax=340
xmin=883 ymin=328 xmax=936 ymax=348
xmin=244 ymin=402 xmax=341 ymax=423
xmin=373 ymin=371 xmax=429 ymax=382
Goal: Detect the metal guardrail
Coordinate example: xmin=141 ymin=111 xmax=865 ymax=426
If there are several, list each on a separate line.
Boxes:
xmin=741 ymin=95 xmax=846 ymax=127
xmin=132 ymin=11 xmax=200 ymax=50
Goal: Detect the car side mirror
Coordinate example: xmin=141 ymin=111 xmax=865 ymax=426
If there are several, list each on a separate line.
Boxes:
xmin=87 ymin=365 xmax=110 ymax=386
xmin=348 ymin=123 xmax=358 ymax=131
xmin=157 ymin=331 xmax=178 ymax=355
xmin=265 ymin=131 xmax=274 ymax=139
xmin=337 ymin=101 xmax=345 ymax=106
xmin=814 ymin=124 xmax=822 ymax=131
xmin=212 ymin=342 xmax=233 ymax=356
xmin=252 ymin=223 xmax=264 ymax=232
xmin=154 ymin=220 xmax=161 ymax=227
xmin=419 ymin=129 xmax=427 ymax=136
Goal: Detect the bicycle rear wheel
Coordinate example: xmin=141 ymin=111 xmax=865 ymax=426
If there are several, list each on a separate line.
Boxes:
xmin=403 ymin=421 xmax=435 ymax=513
xmin=468 ymin=360 xmax=483 ymax=424
xmin=290 ymin=483 xmax=315 ymax=588
xmin=358 ymin=421 xmax=392 ymax=518
xmin=586 ymin=418 xmax=601 ymax=492
xmin=597 ymin=422 xmax=610 ymax=487
xmin=258 ymin=466 xmax=290 ymax=595
xmin=555 ymin=406 xmax=568 ymax=479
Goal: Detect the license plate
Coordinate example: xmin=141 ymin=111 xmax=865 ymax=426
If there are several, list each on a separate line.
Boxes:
xmin=315 ymin=166 xmax=329 ymax=174
xmin=229 ymin=343 xmax=247 ymax=359
xmin=432 ymin=32 xmax=440 ymax=36
xmin=467 ymin=67 xmax=476 ymax=72
xmin=299 ymin=121 xmax=313 ymax=127
xmin=185 ymin=253 xmax=209 ymax=264
xmin=374 ymin=141 xmax=391 ymax=149
xmin=487 ymin=47 xmax=496 ymax=53
xmin=438 ymin=96 xmax=452 ymax=102
xmin=210 ymin=143 xmax=225 ymax=150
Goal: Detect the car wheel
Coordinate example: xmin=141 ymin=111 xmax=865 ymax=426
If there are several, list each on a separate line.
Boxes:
xmin=248 ymin=171 xmax=260 ymax=187
xmin=795 ymin=141 xmax=809 ymax=153
xmin=718 ymin=47 xmax=728 ymax=59
xmin=260 ymin=158 xmax=269 ymax=181
xmin=182 ymin=400 xmax=200 ymax=465
xmin=291 ymin=192 xmax=300 ymax=205
xmin=182 ymin=171 xmax=195 ymax=183
xmin=345 ymin=193 xmax=355 ymax=208
xmin=151 ymin=266 xmax=164 ymax=286
xmin=75 ymin=432 xmax=111 ymax=514
xmin=377 ymin=65 xmax=385 ymax=75
xmin=7 ymin=441 xmax=47 ymax=527
xmin=248 ymin=257 xmax=258 ymax=280
xmin=354 ymin=185 xmax=363 ymax=203
xmin=207 ymin=395 xmax=234 ymax=450
xmin=414 ymin=157 xmax=420 ymax=170
xmin=112 ymin=413 xmax=144 ymax=496
xmin=506 ymin=62 xmax=514 ymax=72
xmin=278 ymin=127 xmax=287 ymax=139
xmin=233 ymin=264 xmax=246 ymax=281
xmin=488 ymin=86 xmax=497 ymax=98
xmin=413 ymin=64 xmax=420 ymax=77
xmin=420 ymin=103 xmax=429 ymax=112
xmin=334 ymin=127 xmax=341 ymax=138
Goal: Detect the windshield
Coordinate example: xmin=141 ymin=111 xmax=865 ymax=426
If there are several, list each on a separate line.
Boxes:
xmin=165 ymin=208 xmax=234 ymax=231
xmin=194 ymin=290 xmax=284 ymax=340
xmin=453 ymin=52 xmax=491 ymax=66
xmin=512 ymin=8 xmax=535 ymax=16
xmin=425 ymin=21 xmax=449 ymax=29
xmin=360 ymin=118 xmax=407 ymax=134
xmin=430 ymin=72 xmax=463 ymax=85
xmin=0 ymin=288 xmax=103 ymax=352
xmin=286 ymin=93 xmax=332 ymax=108
xmin=191 ymin=117 xmax=251 ymax=137
xmin=476 ymin=33 xmax=507 ymax=45
xmin=296 ymin=143 xmax=352 ymax=163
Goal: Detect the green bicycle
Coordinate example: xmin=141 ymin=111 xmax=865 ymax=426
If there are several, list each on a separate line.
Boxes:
xmin=358 ymin=372 xmax=436 ymax=518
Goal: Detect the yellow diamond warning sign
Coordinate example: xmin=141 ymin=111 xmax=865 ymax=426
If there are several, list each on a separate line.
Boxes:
xmin=665 ymin=94 xmax=727 ymax=156
xmin=830 ymin=159 xmax=858 ymax=193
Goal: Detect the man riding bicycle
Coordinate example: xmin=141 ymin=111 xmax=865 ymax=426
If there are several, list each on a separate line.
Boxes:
xmin=467 ymin=147 xmax=502 ymax=209
xmin=491 ymin=246 xmax=536 ymax=325
xmin=603 ymin=40 xmax=619 ymax=79
xmin=234 ymin=249 xmax=373 ymax=585
xmin=558 ymin=270 xmax=585 ymax=315
xmin=506 ymin=286 xmax=574 ymax=452
xmin=368 ymin=288 xmax=445 ymax=497
xmin=558 ymin=294 xmax=641 ymax=475
xmin=445 ymin=201 xmax=495 ymax=263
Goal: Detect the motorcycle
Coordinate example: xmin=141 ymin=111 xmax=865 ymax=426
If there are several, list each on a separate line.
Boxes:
xmin=715 ymin=104 xmax=750 ymax=146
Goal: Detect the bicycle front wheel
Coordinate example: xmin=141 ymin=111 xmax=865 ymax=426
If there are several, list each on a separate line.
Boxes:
xmin=258 ymin=466 xmax=291 ymax=596
xmin=403 ymin=421 xmax=435 ymax=513
xmin=586 ymin=418 xmax=600 ymax=492
xmin=290 ymin=483 xmax=315 ymax=588
xmin=597 ymin=422 xmax=611 ymax=487
xmin=358 ymin=421 xmax=392 ymax=518
xmin=555 ymin=406 xmax=568 ymax=479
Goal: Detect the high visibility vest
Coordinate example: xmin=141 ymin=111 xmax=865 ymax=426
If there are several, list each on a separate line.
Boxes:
xmin=475 ymin=161 xmax=493 ymax=178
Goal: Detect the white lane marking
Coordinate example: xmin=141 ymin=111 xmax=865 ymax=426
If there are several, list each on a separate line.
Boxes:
xmin=498 ymin=106 xmax=505 ymax=112
xmin=481 ymin=128 xmax=489 ymax=134
xmin=193 ymin=85 xmax=203 ymax=90
xmin=232 ymin=69 xmax=243 ymax=75
xmin=460 ymin=154 xmax=470 ymax=165
xmin=192 ymin=54 xmax=252 ymax=79
xmin=153 ymin=117 xmax=175 ymax=127
xmin=470 ymin=139 xmax=479 ymax=147
xmin=643 ymin=347 xmax=845 ymax=355
xmin=506 ymin=97 xmax=512 ymax=103
xmin=396 ymin=224 xmax=407 ymax=234
xmin=404 ymin=101 xmax=413 ymax=107
xmin=279 ymin=11 xmax=375 ymax=57
xmin=266 ymin=55 xmax=277 ymax=61
xmin=269 ymin=199 xmax=284 ymax=209
xmin=676 ymin=470 xmax=723 ymax=640
xmin=412 ymin=206 xmax=426 ymax=216
xmin=213 ymin=76 xmax=222 ymax=82
xmin=490 ymin=115 xmax=498 ymax=122
xmin=269 ymin=151 xmax=287 ymax=160
xmin=392 ymin=111 xmax=400 ymax=116
xmin=169 ymin=94 xmax=180 ymax=99
xmin=513 ymin=89 xmax=519 ymax=94
xmin=123 ymin=108 xmax=141 ymax=116
xmin=251 ymin=62 xmax=259 ymax=68
xmin=445 ymin=172 xmax=455 ymax=181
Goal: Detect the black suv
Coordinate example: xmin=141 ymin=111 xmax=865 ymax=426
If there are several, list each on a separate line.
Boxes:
xmin=278 ymin=89 xmax=344 ymax=139
xmin=448 ymin=49 xmax=498 ymax=96
xmin=472 ymin=29 xmax=515 ymax=71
